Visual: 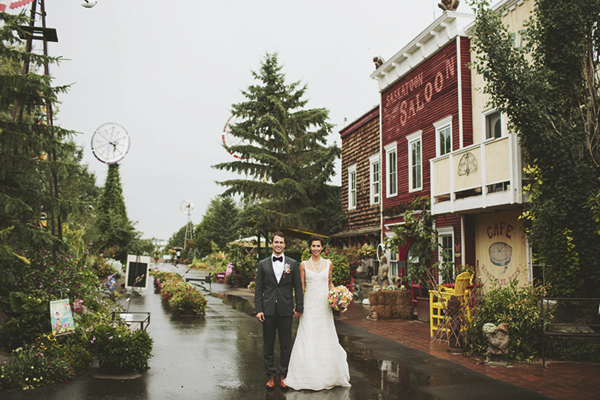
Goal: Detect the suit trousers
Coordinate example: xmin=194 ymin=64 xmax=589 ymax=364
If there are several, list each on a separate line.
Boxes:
xmin=262 ymin=313 xmax=293 ymax=378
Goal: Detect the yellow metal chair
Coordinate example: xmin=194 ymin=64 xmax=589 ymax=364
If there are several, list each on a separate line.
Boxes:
xmin=429 ymin=272 xmax=473 ymax=338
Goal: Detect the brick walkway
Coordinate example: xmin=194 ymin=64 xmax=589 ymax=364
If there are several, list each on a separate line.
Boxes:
xmin=340 ymin=302 xmax=600 ymax=400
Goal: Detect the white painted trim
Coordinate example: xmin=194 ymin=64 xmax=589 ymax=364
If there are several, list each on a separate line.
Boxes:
xmin=371 ymin=12 xmax=475 ymax=92
xmin=348 ymin=164 xmax=357 ymax=210
xmin=406 ymin=131 xmax=423 ymax=193
xmin=369 ymin=153 xmax=381 ymax=205
xmin=460 ymin=215 xmax=466 ymax=266
xmin=433 ymin=115 xmax=453 ymax=157
xmin=456 ymin=36 xmax=464 ymax=149
xmin=385 ymin=142 xmax=398 ymax=198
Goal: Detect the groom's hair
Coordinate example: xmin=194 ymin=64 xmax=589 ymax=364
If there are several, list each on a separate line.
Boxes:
xmin=272 ymin=231 xmax=286 ymax=244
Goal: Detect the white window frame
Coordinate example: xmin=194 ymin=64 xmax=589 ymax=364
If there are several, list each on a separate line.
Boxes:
xmin=433 ymin=115 xmax=453 ymax=157
xmin=348 ymin=164 xmax=357 ymax=210
xmin=406 ymin=131 xmax=423 ymax=192
xmin=385 ymin=142 xmax=398 ymax=198
xmin=369 ymin=153 xmax=380 ymax=205
xmin=437 ymin=226 xmax=455 ymax=284
xmin=389 ymin=247 xmax=399 ymax=277
xmin=483 ymin=109 xmax=504 ymax=140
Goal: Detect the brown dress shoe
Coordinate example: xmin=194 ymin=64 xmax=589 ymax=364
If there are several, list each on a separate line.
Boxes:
xmin=279 ymin=377 xmax=288 ymax=389
xmin=266 ymin=377 xmax=275 ymax=389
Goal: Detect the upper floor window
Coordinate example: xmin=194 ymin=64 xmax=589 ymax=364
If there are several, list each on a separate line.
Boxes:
xmin=369 ymin=154 xmax=380 ymax=205
xmin=484 ymin=110 xmax=503 ymax=139
xmin=348 ymin=164 xmax=357 ymax=210
xmin=407 ymin=131 xmax=422 ymax=192
xmin=385 ymin=143 xmax=398 ymax=198
xmin=433 ymin=116 xmax=453 ymax=157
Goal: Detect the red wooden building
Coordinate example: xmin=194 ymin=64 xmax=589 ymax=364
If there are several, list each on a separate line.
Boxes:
xmin=371 ymin=12 xmax=475 ymax=280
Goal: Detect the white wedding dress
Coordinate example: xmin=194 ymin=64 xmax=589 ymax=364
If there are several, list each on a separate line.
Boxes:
xmin=284 ymin=259 xmax=351 ymax=390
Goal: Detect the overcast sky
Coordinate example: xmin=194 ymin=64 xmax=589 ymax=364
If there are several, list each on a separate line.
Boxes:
xmin=17 ymin=0 xmax=476 ymax=241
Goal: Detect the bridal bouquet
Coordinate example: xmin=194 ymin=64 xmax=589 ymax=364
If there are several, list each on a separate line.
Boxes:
xmin=327 ymin=285 xmax=353 ymax=312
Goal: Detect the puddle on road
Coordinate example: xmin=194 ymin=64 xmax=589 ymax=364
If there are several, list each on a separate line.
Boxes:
xmin=211 ymin=293 xmax=256 ymax=316
xmin=206 ymin=293 xmax=434 ymax=396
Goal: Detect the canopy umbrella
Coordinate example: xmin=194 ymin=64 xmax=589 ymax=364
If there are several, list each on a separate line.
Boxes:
xmin=0 ymin=0 xmax=34 ymax=12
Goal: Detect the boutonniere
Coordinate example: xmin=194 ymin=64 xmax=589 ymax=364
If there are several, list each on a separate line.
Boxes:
xmin=284 ymin=264 xmax=291 ymax=276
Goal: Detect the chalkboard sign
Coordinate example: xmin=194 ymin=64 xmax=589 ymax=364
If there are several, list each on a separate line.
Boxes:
xmin=125 ymin=255 xmax=150 ymax=289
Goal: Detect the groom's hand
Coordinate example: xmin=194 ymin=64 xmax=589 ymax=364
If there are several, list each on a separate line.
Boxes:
xmin=293 ymin=311 xmax=301 ymax=318
xmin=256 ymin=312 xmax=265 ymax=322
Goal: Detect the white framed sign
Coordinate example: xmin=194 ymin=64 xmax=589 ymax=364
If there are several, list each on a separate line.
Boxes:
xmin=125 ymin=255 xmax=150 ymax=289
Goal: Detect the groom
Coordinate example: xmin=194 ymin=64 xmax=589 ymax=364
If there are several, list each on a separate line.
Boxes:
xmin=255 ymin=231 xmax=303 ymax=389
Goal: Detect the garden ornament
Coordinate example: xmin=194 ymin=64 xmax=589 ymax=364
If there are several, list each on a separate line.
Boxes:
xmin=483 ymin=322 xmax=510 ymax=364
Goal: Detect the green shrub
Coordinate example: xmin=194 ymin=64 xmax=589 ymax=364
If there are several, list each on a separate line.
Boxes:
xmin=159 ymin=280 xmax=207 ymax=314
xmin=168 ymin=285 xmax=207 ymax=315
xmin=301 ymin=246 xmax=350 ymax=287
xmin=91 ymin=262 xmax=119 ymax=279
xmin=83 ymin=322 xmax=153 ymax=372
xmin=0 ymin=248 xmax=110 ymax=350
xmin=0 ymin=333 xmax=92 ymax=390
xmin=463 ymin=280 xmax=545 ymax=362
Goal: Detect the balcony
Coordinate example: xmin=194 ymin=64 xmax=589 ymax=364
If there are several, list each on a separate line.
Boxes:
xmin=430 ymin=134 xmax=527 ymax=215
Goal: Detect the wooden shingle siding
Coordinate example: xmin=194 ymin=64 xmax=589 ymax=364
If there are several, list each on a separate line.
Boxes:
xmin=340 ymin=107 xmax=380 ymax=233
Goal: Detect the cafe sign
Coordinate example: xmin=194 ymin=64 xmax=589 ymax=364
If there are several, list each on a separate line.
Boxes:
xmin=475 ymin=210 xmax=528 ymax=289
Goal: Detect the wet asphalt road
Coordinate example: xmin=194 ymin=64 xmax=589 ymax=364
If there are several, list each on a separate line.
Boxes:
xmin=2 ymin=264 xmax=549 ymax=400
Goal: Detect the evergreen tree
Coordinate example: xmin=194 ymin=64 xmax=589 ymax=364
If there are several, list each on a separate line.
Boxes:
xmin=166 ymin=225 xmax=186 ymax=252
xmin=213 ymin=53 xmax=344 ymax=235
xmin=469 ymin=0 xmax=600 ymax=296
xmin=96 ymin=164 xmax=135 ymax=262
xmin=201 ymin=196 xmax=240 ymax=249
xmin=0 ymin=12 xmax=75 ymax=261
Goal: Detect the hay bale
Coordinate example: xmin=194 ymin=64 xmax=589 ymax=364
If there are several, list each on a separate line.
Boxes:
xmin=391 ymin=304 xmax=413 ymax=320
xmin=369 ymin=291 xmax=387 ymax=305
xmin=369 ymin=290 xmax=414 ymax=320
xmin=395 ymin=290 xmax=412 ymax=307
xmin=371 ymin=305 xmax=392 ymax=319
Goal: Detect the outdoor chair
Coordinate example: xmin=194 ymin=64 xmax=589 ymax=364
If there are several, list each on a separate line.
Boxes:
xmin=429 ymin=271 xmax=473 ymax=338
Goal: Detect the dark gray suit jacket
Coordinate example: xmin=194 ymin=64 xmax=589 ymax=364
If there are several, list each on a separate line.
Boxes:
xmin=255 ymin=255 xmax=303 ymax=316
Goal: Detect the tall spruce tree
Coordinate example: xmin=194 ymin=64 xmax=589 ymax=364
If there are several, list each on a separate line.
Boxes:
xmin=0 ymin=12 xmax=75 ymax=260
xmin=213 ymin=53 xmax=344 ymax=235
xmin=96 ymin=164 xmax=135 ymax=262
xmin=469 ymin=0 xmax=600 ymax=296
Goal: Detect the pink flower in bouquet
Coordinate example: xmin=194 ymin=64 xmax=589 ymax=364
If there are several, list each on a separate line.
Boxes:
xmin=327 ymin=285 xmax=353 ymax=312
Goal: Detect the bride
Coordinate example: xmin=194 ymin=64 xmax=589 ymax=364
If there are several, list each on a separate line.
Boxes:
xmin=284 ymin=235 xmax=351 ymax=390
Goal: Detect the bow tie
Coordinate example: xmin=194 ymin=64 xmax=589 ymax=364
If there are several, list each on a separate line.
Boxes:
xmin=273 ymin=256 xmax=283 ymax=263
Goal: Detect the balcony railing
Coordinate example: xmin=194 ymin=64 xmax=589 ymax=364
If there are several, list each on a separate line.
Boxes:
xmin=429 ymin=134 xmax=526 ymax=215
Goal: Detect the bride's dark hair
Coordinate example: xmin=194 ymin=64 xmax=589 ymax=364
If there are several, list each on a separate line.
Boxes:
xmin=307 ymin=235 xmax=325 ymax=248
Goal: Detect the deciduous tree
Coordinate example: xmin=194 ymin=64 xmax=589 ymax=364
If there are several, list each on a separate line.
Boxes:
xmin=469 ymin=0 xmax=600 ymax=296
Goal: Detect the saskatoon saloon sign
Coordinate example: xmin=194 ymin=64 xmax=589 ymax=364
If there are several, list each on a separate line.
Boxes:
xmin=383 ymin=45 xmax=458 ymax=130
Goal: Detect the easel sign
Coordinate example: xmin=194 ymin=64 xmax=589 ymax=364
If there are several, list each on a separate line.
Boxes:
xmin=125 ymin=255 xmax=150 ymax=290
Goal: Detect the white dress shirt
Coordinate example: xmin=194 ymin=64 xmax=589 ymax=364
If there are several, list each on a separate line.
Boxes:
xmin=272 ymin=254 xmax=285 ymax=283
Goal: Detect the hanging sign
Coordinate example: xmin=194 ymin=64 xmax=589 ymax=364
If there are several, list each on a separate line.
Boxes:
xmin=49 ymin=299 xmax=75 ymax=336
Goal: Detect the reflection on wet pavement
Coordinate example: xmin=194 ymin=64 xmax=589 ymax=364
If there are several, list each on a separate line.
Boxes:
xmin=1 ymin=265 xmax=550 ymax=400
xmin=211 ymin=292 xmax=256 ymax=316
